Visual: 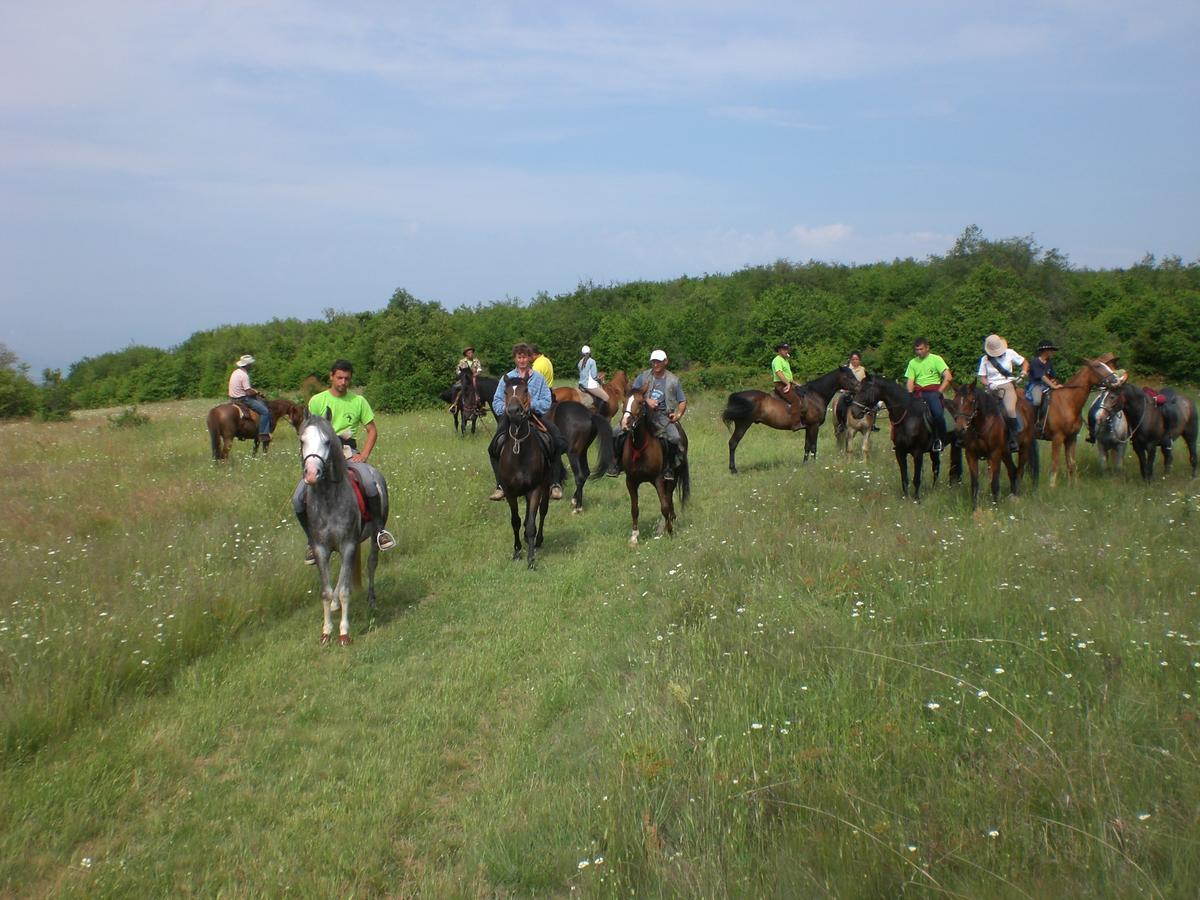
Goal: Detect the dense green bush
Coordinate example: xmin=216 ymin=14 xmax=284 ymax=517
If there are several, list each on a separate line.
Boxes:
xmin=55 ymin=229 xmax=1200 ymax=411
xmin=0 ymin=344 xmax=39 ymax=418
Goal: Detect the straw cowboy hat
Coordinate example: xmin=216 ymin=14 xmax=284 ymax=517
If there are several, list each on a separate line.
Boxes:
xmin=984 ymin=334 xmax=1007 ymax=356
xmin=236 ymin=354 xmax=255 ymax=367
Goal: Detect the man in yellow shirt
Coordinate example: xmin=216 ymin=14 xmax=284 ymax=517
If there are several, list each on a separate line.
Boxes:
xmin=531 ymin=344 xmax=554 ymax=388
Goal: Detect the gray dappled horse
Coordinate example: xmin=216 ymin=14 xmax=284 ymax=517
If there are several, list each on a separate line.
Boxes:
xmin=298 ymin=412 xmax=388 ymax=644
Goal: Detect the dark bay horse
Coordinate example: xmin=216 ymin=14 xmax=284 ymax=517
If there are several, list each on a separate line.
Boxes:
xmin=497 ymin=375 xmax=554 ymax=568
xmin=548 ymin=400 xmax=615 ymax=512
xmin=1100 ymin=383 xmax=1198 ymax=482
xmin=298 ymin=412 xmax=388 ymax=645
xmin=445 ymin=375 xmax=499 ymax=430
xmin=620 ymin=386 xmax=690 ymax=546
xmin=722 ymin=367 xmax=861 ymax=472
xmin=951 ymin=382 xmax=1039 ymax=510
xmin=853 ymin=374 xmax=956 ymax=500
xmin=207 ymin=398 xmax=304 ymax=460
xmin=452 ymin=367 xmax=483 ymax=436
xmin=1038 ymin=354 xmax=1120 ymax=487
xmin=553 ymin=370 xmax=629 ymax=420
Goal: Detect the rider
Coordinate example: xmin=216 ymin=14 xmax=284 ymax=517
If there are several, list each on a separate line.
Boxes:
xmin=531 ymin=344 xmax=555 ymax=388
xmin=771 ymin=342 xmax=801 ymax=422
xmin=977 ymin=333 xmax=1029 ymax=453
xmin=904 ymin=337 xmax=953 ymax=452
xmin=1026 ymin=340 xmax=1062 ymax=435
xmin=487 ymin=343 xmax=567 ymax=502
xmin=455 ymin=346 xmax=484 ymax=412
xmin=834 ymin=349 xmax=871 ymax=434
xmin=577 ymin=345 xmax=610 ymax=412
xmin=294 ymin=359 xmax=396 ymax=564
xmin=228 ymin=354 xmax=271 ymax=445
xmin=620 ymin=349 xmax=688 ymax=480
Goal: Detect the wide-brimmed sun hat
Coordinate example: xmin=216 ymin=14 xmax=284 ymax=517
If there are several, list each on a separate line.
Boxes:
xmin=236 ymin=354 xmax=255 ymax=367
xmin=649 ymin=349 xmax=667 ymax=362
xmin=984 ymin=334 xmax=1007 ymax=356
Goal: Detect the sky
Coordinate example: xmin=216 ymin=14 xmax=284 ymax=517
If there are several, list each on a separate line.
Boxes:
xmin=2 ymin=1 xmax=1198 ymax=374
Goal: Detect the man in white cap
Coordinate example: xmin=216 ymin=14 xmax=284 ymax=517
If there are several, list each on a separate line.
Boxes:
xmin=228 ymin=354 xmax=272 ymax=445
xmin=576 ymin=345 xmax=610 ymax=413
xmin=977 ymin=334 xmax=1029 ymax=452
xmin=614 ymin=349 xmax=687 ymax=479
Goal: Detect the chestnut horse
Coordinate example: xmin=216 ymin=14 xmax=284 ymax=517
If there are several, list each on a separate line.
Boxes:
xmin=1038 ymin=354 xmax=1120 ymax=487
xmin=722 ymin=367 xmax=861 ymax=472
xmin=1099 ymin=383 xmax=1198 ymax=482
xmin=552 ymin=370 xmax=629 ymax=420
xmin=620 ymin=386 xmax=689 ymax=546
xmin=207 ymin=398 xmax=304 ymax=460
xmin=951 ymin=382 xmax=1039 ymax=510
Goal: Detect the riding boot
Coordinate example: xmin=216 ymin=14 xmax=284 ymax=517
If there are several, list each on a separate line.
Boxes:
xmin=609 ymin=431 xmax=626 ymax=476
xmin=487 ymin=421 xmax=506 ymax=499
xmin=662 ymin=440 xmax=676 ymax=481
xmin=1005 ymin=417 xmax=1020 ymax=453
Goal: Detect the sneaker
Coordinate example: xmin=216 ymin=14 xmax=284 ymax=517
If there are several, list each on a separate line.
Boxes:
xmin=488 ymin=486 xmax=506 ymax=501
xmin=376 ymin=530 xmax=396 ymax=551
xmin=550 ymin=484 xmax=564 ymax=500
xmin=304 ymin=546 xmax=316 ymax=566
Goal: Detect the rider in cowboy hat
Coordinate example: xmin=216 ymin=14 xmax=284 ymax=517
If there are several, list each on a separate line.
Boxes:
xmin=1026 ymin=340 xmax=1062 ymax=435
xmin=227 ymin=354 xmax=272 ymax=444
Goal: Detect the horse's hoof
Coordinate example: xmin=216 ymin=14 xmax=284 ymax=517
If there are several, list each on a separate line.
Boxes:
xmin=319 ymin=632 xmax=332 ymax=646
xmin=338 ymin=634 xmax=351 ymax=646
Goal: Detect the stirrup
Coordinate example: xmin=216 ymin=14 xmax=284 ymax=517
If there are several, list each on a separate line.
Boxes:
xmin=931 ymin=438 xmax=943 ymax=452
xmin=376 ymin=529 xmax=396 ymax=551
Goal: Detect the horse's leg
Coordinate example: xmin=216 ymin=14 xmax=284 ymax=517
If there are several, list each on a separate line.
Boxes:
xmin=508 ymin=495 xmax=522 ymax=560
xmin=968 ymin=454 xmax=981 ymax=511
xmin=525 ymin=489 xmax=541 ymax=569
xmin=1161 ymin=442 xmax=1173 ymax=477
xmin=535 ymin=484 xmax=550 ymax=550
xmin=628 ymin=478 xmax=641 ymax=546
xmin=912 ymin=451 xmax=924 ymax=501
xmin=805 ymin=423 xmax=819 ymax=461
xmin=896 ymin=448 xmax=910 ymax=498
xmin=1049 ymin=435 xmax=1062 ymax=487
xmin=1066 ymin=435 xmax=1078 ymax=484
xmin=728 ymin=422 xmax=750 ymax=474
xmin=569 ymin=450 xmax=586 ymax=513
xmin=930 ymin=448 xmax=941 ymax=487
xmin=861 ymin=426 xmax=870 ymax=463
xmin=990 ymin=452 xmax=1004 ymax=504
xmin=1006 ymin=446 xmax=1022 ymax=497
xmin=315 ymin=548 xmax=335 ymax=645
xmin=655 ymin=478 xmax=674 ymax=537
xmin=365 ymin=532 xmax=380 ymax=612
xmin=1137 ymin=444 xmax=1152 ymax=482
xmin=334 ymin=541 xmax=355 ymax=644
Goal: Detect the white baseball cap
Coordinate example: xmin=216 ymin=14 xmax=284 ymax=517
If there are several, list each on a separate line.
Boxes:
xmin=581 ymin=345 xmax=591 ymax=355
xmin=649 ymin=349 xmax=667 ymax=362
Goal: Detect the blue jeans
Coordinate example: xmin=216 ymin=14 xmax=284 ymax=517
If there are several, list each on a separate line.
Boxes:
xmin=235 ymin=395 xmax=271 ymax=436
xmin=919 ymin=390 xmax=948 ymax=441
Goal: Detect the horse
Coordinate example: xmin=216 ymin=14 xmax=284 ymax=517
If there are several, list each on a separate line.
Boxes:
xmin=445 ymin=375 xmax=499 ymax=429
xmin=834 ymin=392 xmax=878 ymax=462
xmin=452 ymin=367 xmax=483 ymax=437
xmin=552 ymin=370 xmax=629 ymax=420
xmin=1095 ymin=406 xmax=1130 ymax=475
xmin=298 ymin=412 xmax=388 ymax=645
xmin=620 ymin=385 xmax=690 ymax=546
xmin=853 ymin=374 xmax=955 ymax=500
xmin=1099 ymin=383 xmax=1198 ymax=482
xmin=496 ymin=375 xmax=555 ymax=568
xmin=1037 ymin=354 xmax=1121 ymax=487
xmin=547 ymin=400 xmax=615 ymax=513
xmin=722 ymin=367 xmax=862 ymax=472
xmin=207 ymin=398 xmax=305 ymax=460
xmin=950 ymin=382 xmax=1039 ymax=510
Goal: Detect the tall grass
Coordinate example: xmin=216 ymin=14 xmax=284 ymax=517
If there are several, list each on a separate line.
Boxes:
xmin=0 ymin=395 xmax=1197 ymax=896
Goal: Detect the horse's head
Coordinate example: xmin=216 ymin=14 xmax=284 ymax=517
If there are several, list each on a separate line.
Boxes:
xmin=621 ymin=385 xmax=648 ymax=432
xmin=852 ymin=374 xmax=881 ymax=408
xmin=950 ymin=381 xmax=979 ymax=433
xmin=503 ymin=375 xmax=532 ymax=420
xmin=299 ymin=413 xmax=342 ymax=485
xmin=1099 ymin=382 xmax=1129 ymax=418
xmin=286 ymin=401 xmax=306 ymax=432
xmin=835 ymin=366 xmax=862 ymax=393
xmin=1085 ymin=355 xmax=1124 ymax=389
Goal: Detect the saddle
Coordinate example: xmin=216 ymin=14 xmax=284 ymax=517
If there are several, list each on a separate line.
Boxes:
xmin=232 ymin=398 xmax=257 ymax=421
xmin=1142 ymin=387 xmax=1168 ymax=407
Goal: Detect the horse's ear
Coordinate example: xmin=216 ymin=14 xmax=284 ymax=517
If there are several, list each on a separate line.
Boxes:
xmin=324 ymin=406 xmax=333 ymax=421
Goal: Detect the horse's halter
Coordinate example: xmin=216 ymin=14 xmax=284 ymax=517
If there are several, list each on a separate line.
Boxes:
xmin=621 ymin=391 xmax=647 ymax=432
xmin=300 ymin=423 xmax=333 ymax=481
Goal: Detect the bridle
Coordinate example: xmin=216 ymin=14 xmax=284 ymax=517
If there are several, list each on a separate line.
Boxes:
xmin=504 ymin=380 xmax=534 ymax=454
xmin=1099 ymin=386 xmax=1145 ymax=443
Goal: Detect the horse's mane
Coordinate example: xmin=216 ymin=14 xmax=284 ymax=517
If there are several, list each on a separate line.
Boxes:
xmin=973 ymin=384 xmax=1004 ymax=419
xmin=303 ymin=413 xmax=347 ymax=482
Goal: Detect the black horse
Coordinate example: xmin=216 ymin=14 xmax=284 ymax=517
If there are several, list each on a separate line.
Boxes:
xmin=722 ymin=367 xmax=861 ymax=472
xmin=495 ymin=375 xmax=554 ymax=568
xmin=548 ymin=401 xmax=615 ymax=513
xmin=452 ymin=367 xmax=483 ymax=436
xmin=1100 ymin=383 xmax=1198 ymax=482
xmin=853 ymin=374 xmax=961 ymax=500
xmin=443 ymin=375 xmax=500 ymax=430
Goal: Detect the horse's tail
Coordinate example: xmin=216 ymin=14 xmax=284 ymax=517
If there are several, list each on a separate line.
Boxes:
xmin=352 ymin=547 xmax=363 ymax=590
xmin=722 ymin=393 xmax=755 ymax=429
xmin=207 ymin=411 xmax=222 ymax=460
xmin=590 ymin=413 xmax=614 ymax=480
xmin=677 ymin=451 xmax=691 ymax=508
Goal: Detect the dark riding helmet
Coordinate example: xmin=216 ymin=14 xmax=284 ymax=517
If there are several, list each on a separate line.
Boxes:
xmin=1036 ymin=340 xmax=1059 ymax=352
xmin=775 ymin=342 xmax=790 ymax=351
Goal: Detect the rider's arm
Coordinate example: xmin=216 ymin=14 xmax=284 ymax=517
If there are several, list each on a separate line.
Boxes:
xmin=1020 ymin=358 xmax=1030 ymax=379
xmin=668 ymin=399 xmax=688 ymax=422
xmin=353 ymin=421 xmax=378 ymax=463
xmin=939 ymin=367 xmax=953 ymax=393
xmin=906 ymin=376 xmax=916 ymax=393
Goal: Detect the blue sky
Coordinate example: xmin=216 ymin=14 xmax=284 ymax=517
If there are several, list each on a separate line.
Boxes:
xmin=2 ymin=1 xmax=1198 ymax=374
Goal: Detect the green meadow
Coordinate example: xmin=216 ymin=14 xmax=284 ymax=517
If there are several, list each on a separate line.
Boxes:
xmin=1 ymin=396 xmax=1197 ymax=897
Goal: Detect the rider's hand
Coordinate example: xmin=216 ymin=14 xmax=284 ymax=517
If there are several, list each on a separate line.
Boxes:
xmin=646 ymin=397 xmax=660 ymax=409
xmin=350 ymin=453 xmax=367 ymax=463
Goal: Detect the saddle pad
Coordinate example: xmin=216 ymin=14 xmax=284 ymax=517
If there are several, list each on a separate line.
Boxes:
xmin=346 ymin=469 xmax=371 ymax=522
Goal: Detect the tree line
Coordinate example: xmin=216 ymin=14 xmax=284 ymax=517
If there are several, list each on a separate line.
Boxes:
xmin=3 ymin=227 xmax=1197 ymax=419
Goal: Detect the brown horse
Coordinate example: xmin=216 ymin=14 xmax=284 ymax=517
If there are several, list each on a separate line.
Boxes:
xmin=1038 ymin=354 xmax=1120 ymax=487
xmin=951 ymin=382 xmax=1039 ymax=511
xmin=620 ymin=386 xmax=689 ymax=546
xmin=722 ymin=367 xmax=861 ymax=472
xmin=206 ymin=398 xmax=304 ymax=460
xmin=552 ymin=370 xmax=629 ymax=420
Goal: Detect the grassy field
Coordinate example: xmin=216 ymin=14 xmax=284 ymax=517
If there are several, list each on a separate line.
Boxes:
xmin=1 ymin=395 xmax=1197 ymax=897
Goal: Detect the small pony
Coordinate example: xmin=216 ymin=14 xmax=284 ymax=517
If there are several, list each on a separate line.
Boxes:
xmin=950 ymin=381 xmax=1039 ymax=511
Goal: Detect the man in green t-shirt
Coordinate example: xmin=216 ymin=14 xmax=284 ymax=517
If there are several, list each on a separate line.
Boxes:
xmin=293 ymin=359 xmax=395 ymax=564
xmin=903 ymin=337 xmax=953 ymax=452
xmin=770 ymin=342 xmax=800 ymax=421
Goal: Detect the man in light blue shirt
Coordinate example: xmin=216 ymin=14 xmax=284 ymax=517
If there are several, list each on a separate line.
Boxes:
xmin=488 ymin=342 xmax=566 ymax=501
